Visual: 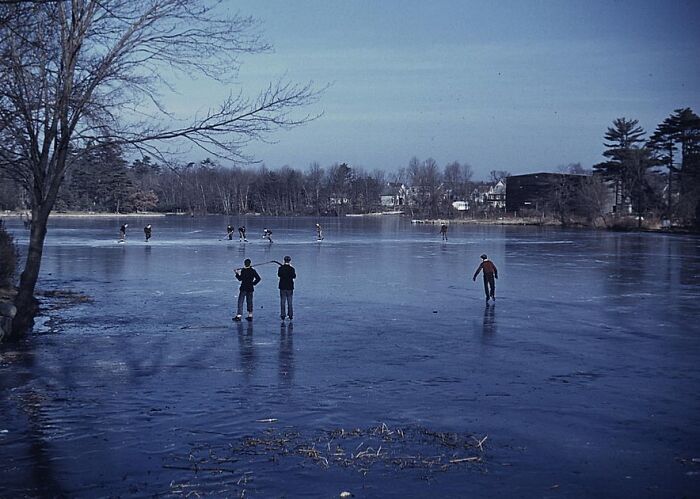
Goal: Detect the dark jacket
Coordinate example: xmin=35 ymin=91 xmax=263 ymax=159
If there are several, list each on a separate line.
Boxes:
xmin=236 ymin=267 xmax=261 ymax=292
xmin=473 ymin=260 xmax=498 ymax=280
xmin=277 ymin=264 xmax=296 ymax=290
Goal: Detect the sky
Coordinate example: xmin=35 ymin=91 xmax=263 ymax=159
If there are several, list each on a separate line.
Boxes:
xmin=167 ymin=0 xmax=700 ymax=179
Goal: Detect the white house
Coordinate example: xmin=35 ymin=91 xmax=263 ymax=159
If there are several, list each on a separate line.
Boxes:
xmin=380 ymin=182 xmax=407 ymax=208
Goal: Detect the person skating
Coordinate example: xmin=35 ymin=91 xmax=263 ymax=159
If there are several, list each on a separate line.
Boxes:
xmin=22 ymin=211 xmax=32 ymax=229
xmin=119 ymin=223 xmax=128 ymax=241
xmin=227 ymin=224 xmax=234 ymax=240
xmin=233 ymin=259 xmax=261 ymax=321
xmin=238 ymin=225 xmax=247 ymax=242
xmin=278 ymin=255 xmax=296 ymax=321
xmin=144 ymin=224 xmax=152 ymax=242
xmin=473 ymin=254 xmax=498 ymax=303
xmin=316 ymin=223 xmax=324 ymax=241
xmin=263 ymin=228 xmax=273 ymax=243
xmin=440 ymin=223 xmax=448 ymax=241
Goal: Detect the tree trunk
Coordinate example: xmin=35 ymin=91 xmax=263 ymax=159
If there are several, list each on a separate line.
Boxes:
xmin=11 ymin=206 xmax=50 ymax=337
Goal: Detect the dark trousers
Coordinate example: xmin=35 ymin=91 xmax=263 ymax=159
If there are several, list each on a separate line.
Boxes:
xmin=237 ymin=291 xmax=254 ymax=315
xmin=280 ymin=289 xmax=294 ymax=319
xmin=483 ymin=274 xmax=495 ymax=299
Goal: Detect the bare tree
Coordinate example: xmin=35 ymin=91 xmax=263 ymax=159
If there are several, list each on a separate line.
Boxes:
xmin=406 ymin=157 xmax=443 ymax=217
xmin=304 ymin=162 xmax=325 ymax=216
xmin=443 ymin=160 xmax=473 ymax=201
xmin=0 ymin=0 xmax=321 ymax=337
xmin=327 ymin=162 xmax=352 ymax=215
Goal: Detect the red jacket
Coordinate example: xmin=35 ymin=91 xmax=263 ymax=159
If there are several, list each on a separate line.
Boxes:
xmin=473 ymin=260 xmax=498 ymax=279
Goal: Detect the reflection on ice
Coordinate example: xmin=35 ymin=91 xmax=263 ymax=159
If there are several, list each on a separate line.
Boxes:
xmin=482 ymin=303 xmax=496 ymax=337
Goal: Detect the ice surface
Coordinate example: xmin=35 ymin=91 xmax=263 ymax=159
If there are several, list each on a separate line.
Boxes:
xmin=1 ymin=215 xmax=699 ymax=497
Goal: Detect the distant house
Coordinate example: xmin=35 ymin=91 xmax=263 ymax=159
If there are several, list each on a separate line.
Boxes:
xmin=380 ymin=182 xmax=407 ymax=208
xmin=486 ymin=179 xmax=506 ymax=209
xmin=329 ymin=196 xmax=349 ymax=206
xmin=451 ymin=200 xmax=469 ymax=211
xmin=470 ymin=179 xmax=506 ymax=209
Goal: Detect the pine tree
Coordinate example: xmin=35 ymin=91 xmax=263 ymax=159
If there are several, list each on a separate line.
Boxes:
xmin=594 ymin=118 xmax=646 ymax=214
xmin=648 ymin=108 xmax=700 ymax=223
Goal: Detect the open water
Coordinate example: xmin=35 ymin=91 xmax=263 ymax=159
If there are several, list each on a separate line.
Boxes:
xmin=1 ymin=215 xmax=699 ymax=497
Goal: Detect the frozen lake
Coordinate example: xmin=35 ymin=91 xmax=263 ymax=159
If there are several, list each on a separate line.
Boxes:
xmin=1 ymin=215 xmax=699 ymax=497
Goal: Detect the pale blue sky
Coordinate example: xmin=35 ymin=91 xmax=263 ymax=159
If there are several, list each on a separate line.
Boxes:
xmin=170 ymin=0 xmax=700 ymax=179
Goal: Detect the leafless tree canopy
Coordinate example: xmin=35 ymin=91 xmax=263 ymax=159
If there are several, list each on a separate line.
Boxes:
xmin=0 ymin=0 xmax=320 ymax=202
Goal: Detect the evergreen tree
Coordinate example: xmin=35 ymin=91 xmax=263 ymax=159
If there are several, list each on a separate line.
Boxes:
xmin=594 ymin=117 xmax=646 ymax=213
xmin=65 ymin=143 xmax=132 ymax=212
xmin=648 ymin=108 xmax=700 ymax=223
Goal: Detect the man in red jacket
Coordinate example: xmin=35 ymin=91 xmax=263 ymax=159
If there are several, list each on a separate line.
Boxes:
xmin=473 ymin=254 xmax=498 ymax=303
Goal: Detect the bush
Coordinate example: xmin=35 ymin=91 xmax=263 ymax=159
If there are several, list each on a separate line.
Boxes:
xmin=0 ymin=220 xmax=18 ymax=287
xmin=606 ymin=216 xmax=644 ymax=231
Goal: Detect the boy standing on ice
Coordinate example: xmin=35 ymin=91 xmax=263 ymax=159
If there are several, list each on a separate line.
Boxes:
xmin=473 ymin=254 xmax=498 ymax=303
xmin=119 ymin=223 xmax=128 ymax=241
xmin=233 ymin=259 xmax=261 ymax=322
xmin=278 ymin=256 xmax=296 ymax=321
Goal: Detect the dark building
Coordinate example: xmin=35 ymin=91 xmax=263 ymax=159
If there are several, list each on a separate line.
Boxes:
xmin=506 ymin=172 xmax=588 ymax=213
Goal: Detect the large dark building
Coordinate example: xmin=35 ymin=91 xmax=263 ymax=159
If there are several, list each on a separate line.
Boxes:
xmin=506 ymin=172 xmax=588 ymax=213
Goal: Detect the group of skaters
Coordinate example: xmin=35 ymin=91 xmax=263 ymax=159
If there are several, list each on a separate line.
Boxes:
xmin=121 ymin=220 xmax=452 ymax=245
xmin=227 ymin=225 xmax=250 ymax=241
xmin=118 ymin=223 xmax=152 ymax=242
xmin=118 ymin=221 xmax=499 ymax=316
xmin=119 ymin=223 xmax=324 ymax=244
xmin=231 ymin=252 xmax=498 ymax=323
xmin=233 ymin=255 xmax=296 ymax=323
xmin=226 ymin=224 xmax=323 ymax=243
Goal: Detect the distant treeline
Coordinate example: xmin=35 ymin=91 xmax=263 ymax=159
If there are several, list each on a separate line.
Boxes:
xmin=2 ymin=108 xmax=698 ymax=226
xmin=0 ymin=150 xmax=481 ymax=218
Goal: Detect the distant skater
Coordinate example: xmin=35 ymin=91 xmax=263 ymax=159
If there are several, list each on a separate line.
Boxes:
xmin=473 ymin=254 xmax=498 ymax=303
xmin=227 ymin=224 xmax=234 ymax=240
xmin=316 ymin=223 xmax=324 ymax=241
xmin=144 ymin=224 xmax=152 ymax=242
xmin=233 ymin=258 xmax=261 ymax=322
xmin=278 ymin=255 xmax=296 ymax=321
xmin=238 ymin=225 xmax=247 ymax=242
xmin=22 ymin=211 xmax=32 ymax=229
xmin=263 ymin=228 xmax=273 ymax=243
xmin=440 ymin=223 xmax=448 ymax=241
xmin=119 ymin=223 xmax=128 ymax=242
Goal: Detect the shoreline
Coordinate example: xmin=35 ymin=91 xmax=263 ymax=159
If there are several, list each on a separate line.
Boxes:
xmin=3 ymin=210 xmax=168 ymax=218
xmin=411 ymin=217 xmax=560 ymax=226
xmin=3 ymin=210 xmax=697 ymax=234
